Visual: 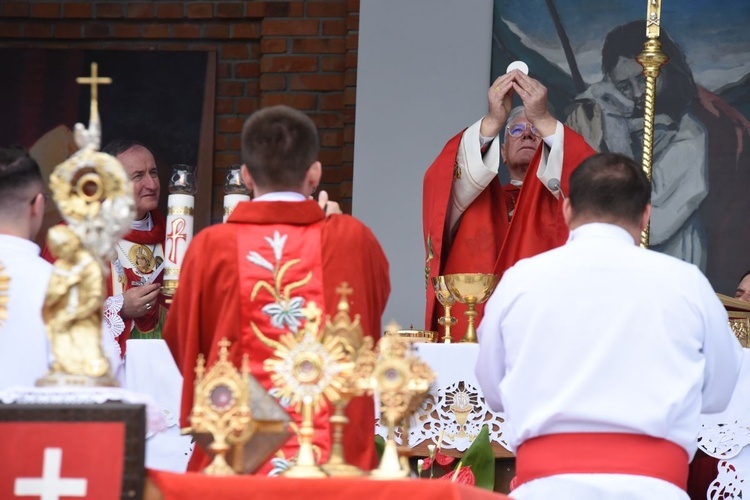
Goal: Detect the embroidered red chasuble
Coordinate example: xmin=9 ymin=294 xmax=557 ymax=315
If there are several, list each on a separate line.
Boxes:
xmin=164 ymin=200 xmax=390 ymax=473
xmin=422 ymin=126 xmax=594 ymax=335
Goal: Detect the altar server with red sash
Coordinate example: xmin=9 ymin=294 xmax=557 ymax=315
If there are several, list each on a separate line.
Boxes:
xmin=423 ymin=70 xmax=594 ymax=334
xmin=164 ymin=105 xmax=390 ymax=474
xmin=476 ymin=153 xmax=743 ymax=499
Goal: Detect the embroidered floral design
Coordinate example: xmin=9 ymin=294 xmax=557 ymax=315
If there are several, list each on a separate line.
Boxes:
xmin=247 ymin=230 xmax=313 ymax=335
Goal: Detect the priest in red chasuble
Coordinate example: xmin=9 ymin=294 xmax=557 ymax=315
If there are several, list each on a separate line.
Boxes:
xmin=163 ymin=105 xmax=390 ymax=474
xmin=42 ymin=140 xmax=167 ymax=358
xmin=423 ymin=70 xmax=595 ymax=334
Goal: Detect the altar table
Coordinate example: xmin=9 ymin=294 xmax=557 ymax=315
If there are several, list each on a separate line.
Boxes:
xmin=145 ymin=469 xmax=510 ymax=500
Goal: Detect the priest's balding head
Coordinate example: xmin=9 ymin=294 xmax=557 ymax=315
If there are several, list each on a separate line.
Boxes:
xmin=563 ymin=152 xmax=652 ymax=244
xmin=0 ymin=146 xmax=47 ymax=241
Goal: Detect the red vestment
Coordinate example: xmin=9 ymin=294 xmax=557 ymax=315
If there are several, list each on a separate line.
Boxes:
xmin=422 ymin=126 xmax=594 ymax=333
xmin=163 ymin=200 xmax=390 ymax=473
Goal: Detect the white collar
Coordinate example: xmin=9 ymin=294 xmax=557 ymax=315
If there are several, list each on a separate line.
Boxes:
xmin=567 ymin=222 xmax=637 ymax=245
xmin=131 ymin=212 xmax=153 ymax=231
xmin=252 ymin=192 xmax=307 ymax=202
xmin=0 ymin=234 xmax=41 ymax=255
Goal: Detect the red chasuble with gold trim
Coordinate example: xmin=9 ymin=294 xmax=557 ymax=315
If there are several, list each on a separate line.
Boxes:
xmin=423 ymin=126 xmax=594 ymax=334
xmin=236 ymin=222 xmax=331 ymax=473
xmin=164 ymin=200 xmax=390 ymax=474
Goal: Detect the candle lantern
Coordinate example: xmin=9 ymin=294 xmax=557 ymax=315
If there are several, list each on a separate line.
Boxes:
xmin=163 ymin=164 xmax=196 ymax=298
xmin=223 ymin=165 xmax=250 ymax=222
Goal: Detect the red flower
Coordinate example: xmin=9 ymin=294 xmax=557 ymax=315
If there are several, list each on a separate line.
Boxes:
xmin=421 ymin=451 xmax=456 ymax=471
xmin=440 ymin=465 xmax=476 ymax=486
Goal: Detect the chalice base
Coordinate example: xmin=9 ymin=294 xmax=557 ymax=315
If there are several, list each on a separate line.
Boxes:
xmin=203 ymin=453 xmax=235 ymax=476
xmin=321 ymin=462 xmax=364 ymax=477
xmin=369 ymin=439 xmax=409 ymax=480
xmin=36 ymin=371 xmax=118 ymax=388
xmin=282 ymin=463 xmax=328 ymax=478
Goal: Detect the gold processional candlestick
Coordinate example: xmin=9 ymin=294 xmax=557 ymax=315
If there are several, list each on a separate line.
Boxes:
xmin=320 ymin=283 xmax=378 ymax=477
xmin=369 ymin=336 xmax=436 ymax=479
xmin=432 ymin=276 xmax=457 ymax=343
xmin=443 ymin=273 xmax=499 ymax=343
xmin=263 ymin=302 xmax=355 ymax=478
xmin=637 ymin=0 xmax=668 ymax=248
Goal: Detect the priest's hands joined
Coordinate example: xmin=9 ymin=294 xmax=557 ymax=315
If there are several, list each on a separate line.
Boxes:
xmin=121 ymin=282 xmax=161 ymax=319
xmin=482 ymin=70 xmax=556 ymax=138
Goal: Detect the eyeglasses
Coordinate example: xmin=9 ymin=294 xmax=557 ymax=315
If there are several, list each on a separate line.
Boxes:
xmin=506 ymin=122 xmax=540 ymax=138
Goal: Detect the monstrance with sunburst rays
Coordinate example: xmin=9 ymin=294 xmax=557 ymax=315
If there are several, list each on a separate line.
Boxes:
xmin=319 ymin=282 xmax=378 ymax=477
xmin=263 ymin=301 xmax=355 ymax=478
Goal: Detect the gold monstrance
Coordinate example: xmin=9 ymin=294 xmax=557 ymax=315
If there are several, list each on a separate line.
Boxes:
xmin=369 ymin=336 xmax=436 ymax=479
xmin=263 ymin=302 xmax=355 ymax=478
xmin=38 ymin=62 xmax=134 ymax=387
xmin=637 ymin=0 xmax=668 ymax=248
xmin=320 ymin=283 xmax=377 ymax=477
xmin=186 ymin=338 xmax=253 ymax=476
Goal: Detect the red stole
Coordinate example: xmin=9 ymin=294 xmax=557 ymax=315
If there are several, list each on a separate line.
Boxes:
xmin=116 ymin=210 xmax=168 ymax=351
xmin=236 ymin=220 xmax=331 ymax=473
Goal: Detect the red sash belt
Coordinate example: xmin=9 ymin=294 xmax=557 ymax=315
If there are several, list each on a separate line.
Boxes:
xmin=515 ymin=433 xmax=689 ymax=490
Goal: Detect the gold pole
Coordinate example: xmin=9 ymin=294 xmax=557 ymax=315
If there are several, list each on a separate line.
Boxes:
xmin=636 ymin=0 xmax=669 ymax=248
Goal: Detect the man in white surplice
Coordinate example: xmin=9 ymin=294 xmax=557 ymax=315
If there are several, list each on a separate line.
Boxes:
xmin=0 ymin=147 xmax=53 ymax=390
xmin=476 ymin=152 xmax=743 ymax=499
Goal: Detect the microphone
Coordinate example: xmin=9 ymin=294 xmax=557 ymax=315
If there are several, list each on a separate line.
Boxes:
xmin=547 ymin=178 xmax=565 ymax=200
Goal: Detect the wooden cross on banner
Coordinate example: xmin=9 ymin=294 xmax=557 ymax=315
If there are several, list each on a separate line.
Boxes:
xmin=76 ymin=62 xmax=112 ymax=104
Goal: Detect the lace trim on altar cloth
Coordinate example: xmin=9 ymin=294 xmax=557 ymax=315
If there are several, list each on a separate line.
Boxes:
xmin=699 ymin=421 xmax=750 ymax=499
xmin=708 ymin=460 xmax=745 ymax=499
xmin=375 ymin=380 xmax=512 ymax=453
xmin=103 ymin=294 xmax=125 ymax=353
xmin=0 ymin=386 xmax=168 ymax=437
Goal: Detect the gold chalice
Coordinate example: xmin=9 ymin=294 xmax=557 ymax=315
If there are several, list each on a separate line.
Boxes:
xmin=443 ymin=273 xmax=499 ymax=343
xmin=431 ymin=276 xmax=457 ymax=343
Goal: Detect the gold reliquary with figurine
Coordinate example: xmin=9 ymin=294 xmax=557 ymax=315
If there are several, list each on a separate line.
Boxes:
xmin=183 ymin=338 xmax=291 ymax=476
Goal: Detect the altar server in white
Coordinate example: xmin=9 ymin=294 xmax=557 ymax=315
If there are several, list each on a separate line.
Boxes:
xmin=476 ymin=152 xmax=743 ymax=499
xmin=0 ymin=147 xmax=52 ymax=389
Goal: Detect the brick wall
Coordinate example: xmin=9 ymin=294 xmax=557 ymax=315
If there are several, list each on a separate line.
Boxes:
xmin=0 ymin=0 xmax=361 ymax=221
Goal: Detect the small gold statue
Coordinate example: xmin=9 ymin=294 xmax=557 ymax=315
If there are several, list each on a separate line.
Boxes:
xmin=39 ymin=225 xmax=111 ymax=383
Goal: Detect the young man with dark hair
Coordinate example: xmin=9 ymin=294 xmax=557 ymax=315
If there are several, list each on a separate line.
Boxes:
xmin=0 ymin=146 xmax=52 ymax=389
xmin=476 ymin=152 xmax=742 ymax=499
xmin=164 ymin=105 xmax=390 ymax=474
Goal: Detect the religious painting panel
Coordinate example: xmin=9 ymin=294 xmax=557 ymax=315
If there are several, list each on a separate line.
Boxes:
xmin=491 ymin=0 xmax=750 ymax=295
